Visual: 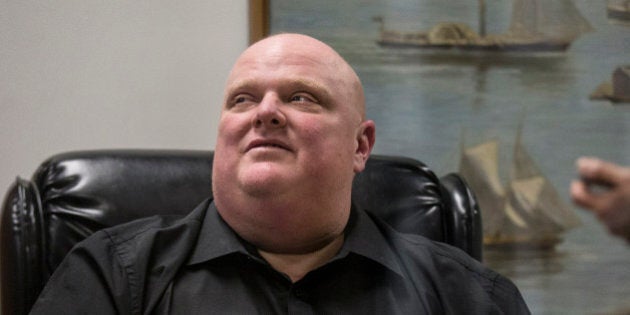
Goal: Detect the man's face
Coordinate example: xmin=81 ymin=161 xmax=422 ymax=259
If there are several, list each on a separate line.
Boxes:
xmin=214 ymin=36 xmax=371 ymax=199
xmin=211 ymin=34 xmax=374 ymax=253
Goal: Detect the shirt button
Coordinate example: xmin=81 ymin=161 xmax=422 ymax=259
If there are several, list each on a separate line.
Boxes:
xmin=294 ymin=289 xmax=307 ymax=300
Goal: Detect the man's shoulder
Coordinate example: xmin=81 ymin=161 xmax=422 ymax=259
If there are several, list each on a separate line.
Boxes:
xmin=98 ymin=198 xmax=211 ymax=246
xmin=390 ymin=228 xmax=477 ymax=265
xmin=73 ymin=198 xmax=213 ymax=272
xmin=384 ymin=223 xmax=500 ymax=283
xmin=33 ymin=199 xmax=216 ymax=314
xmin=368 ymin=213 xmax=529 ymax=313
xmin=365 ymin=211 xmax=479 ymax=269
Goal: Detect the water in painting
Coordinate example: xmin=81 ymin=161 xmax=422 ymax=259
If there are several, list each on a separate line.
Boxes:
xmin=270 ymin=0 xmax=630 ymax=314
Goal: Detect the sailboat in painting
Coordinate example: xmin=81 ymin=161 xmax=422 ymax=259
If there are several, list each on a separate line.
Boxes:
xmin=374 ymin=0 xmax=593 ymax=52
xmin=459 ymin=130 xmax=581 ymax=249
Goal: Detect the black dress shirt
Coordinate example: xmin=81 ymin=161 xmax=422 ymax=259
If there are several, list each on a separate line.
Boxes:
xmin=30 ymin=198 xmax=530 ymax=314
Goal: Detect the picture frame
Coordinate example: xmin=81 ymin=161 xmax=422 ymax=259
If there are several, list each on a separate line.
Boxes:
xmin=249 ymin=0 xmax=269 ymax=44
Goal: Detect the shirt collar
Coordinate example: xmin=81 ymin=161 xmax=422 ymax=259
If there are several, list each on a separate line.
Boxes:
xmin=186 ymin=201 xmax=252 ymax=266
xmin=339 ymin=204 xmax=405 ymax=278
xmin=187 ymin=201 xmax=405 ymax=278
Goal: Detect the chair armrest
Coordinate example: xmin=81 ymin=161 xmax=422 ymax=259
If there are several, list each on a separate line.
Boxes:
xmin=440 ymin=173 xmax=483 ymax=261
xmin=1 ymin=177 xmax=46 ymax=315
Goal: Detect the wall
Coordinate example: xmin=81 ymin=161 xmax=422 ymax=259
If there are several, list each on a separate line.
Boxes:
xmin=0 ymin=1 xmax=248 ymax=312
xmin=1 ymin=0 xmax=248 ymax=192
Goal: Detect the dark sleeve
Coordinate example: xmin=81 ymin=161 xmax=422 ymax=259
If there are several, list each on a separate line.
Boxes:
xmin=488 ymin=273 xmax=531 ymax=315
xmin=424 ymin=241 xmax=531 ymax=315
xmin=29 ymin=230 xmax=134 ymax=314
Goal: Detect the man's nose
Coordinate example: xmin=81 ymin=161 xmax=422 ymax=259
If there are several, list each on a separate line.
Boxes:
xmin=253 ymin=94 xmax=287 ymax=128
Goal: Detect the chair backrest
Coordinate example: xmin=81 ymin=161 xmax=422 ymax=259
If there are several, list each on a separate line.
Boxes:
xmin=1 ymin=149 xmax=482 ymax=315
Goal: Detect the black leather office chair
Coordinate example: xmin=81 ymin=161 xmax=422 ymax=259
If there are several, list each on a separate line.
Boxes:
xmin=1 ymin=150 xmax=482 ymax=315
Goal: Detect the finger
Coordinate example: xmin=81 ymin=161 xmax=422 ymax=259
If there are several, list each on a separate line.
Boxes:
xmin=576 ymin=157 xmax=624 ymax=186
xmin=571 ymin=179 xmax=618 ymax=215
xmin=570 ymin=180 xmax=597 ymax=211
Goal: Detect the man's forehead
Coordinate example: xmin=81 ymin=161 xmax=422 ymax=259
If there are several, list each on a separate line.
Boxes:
xmin=234 ymin=49 xmax=337 ymax=74
xmin=227 ymin=55 xmax=341 ymax=90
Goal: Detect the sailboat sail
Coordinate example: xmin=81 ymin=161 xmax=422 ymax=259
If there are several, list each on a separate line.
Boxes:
xmin=508 ymin=0 xmax=594 ymax=42
xmin=510 ymin=129 xmax=582 ymax=231
xmin=511 ymin=130 xmax=540 ymax=180
xmin=459 ymin=133 xmax=581 ymax=249
xmin=460 ymin=140 xmax=506 ymax=237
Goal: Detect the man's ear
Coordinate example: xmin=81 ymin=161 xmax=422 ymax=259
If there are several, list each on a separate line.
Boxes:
xmin=353 ymin=120 xmax=376 ymax=173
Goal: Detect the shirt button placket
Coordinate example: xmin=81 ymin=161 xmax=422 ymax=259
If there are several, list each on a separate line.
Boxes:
xmin=287 ymin=287 xmax=314 ymax=315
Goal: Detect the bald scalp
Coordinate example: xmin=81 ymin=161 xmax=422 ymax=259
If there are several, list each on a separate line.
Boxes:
xmin=231 ymin=33 xmax=366 ymax=119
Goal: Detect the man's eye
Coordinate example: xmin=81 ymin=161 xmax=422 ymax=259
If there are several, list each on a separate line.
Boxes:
xmin=290 ymin=94 xmax=316 ymax=103
xmin=233 ymin=94 xmax=254 ymax=105
xmin=290 ymin=95 xmax=306 ymax=102
xmin=226 ymin=94 xmax=256 ymax=110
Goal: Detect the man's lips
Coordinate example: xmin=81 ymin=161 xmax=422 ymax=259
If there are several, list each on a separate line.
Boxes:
xmin=245 ymin=139 xmax=292 ymax=152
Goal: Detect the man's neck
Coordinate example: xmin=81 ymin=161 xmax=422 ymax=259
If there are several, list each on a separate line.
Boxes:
xmin=258 ymin=234 xmax=344 ymax=283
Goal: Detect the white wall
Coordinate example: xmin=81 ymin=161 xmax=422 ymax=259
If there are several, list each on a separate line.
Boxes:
xmin=0 ymin=0 xmax=248 ymax=192
xmin=1 ymin=1 xmax=248 ymax=311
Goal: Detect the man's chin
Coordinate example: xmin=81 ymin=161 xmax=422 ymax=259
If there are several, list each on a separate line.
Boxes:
xmin=238 ymin=167 xmax=291 ymax=195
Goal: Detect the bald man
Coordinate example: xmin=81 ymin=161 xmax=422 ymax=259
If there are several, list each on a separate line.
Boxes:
xmin=31 ymin=34 xmax=529 ymax=314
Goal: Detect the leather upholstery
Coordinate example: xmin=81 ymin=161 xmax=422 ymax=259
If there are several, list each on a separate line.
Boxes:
xmin=1 ymin=149 xmax=482 ymax=315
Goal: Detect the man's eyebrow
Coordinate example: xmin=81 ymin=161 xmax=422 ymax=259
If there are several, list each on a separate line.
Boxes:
xmin=284 ymin=79 xmax=332 ymax=99
xmin=225 ymin=79 xmax=258 ymax=95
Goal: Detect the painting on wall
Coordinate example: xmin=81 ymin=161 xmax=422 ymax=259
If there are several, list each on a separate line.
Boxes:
xmin=250 ymin=0 xmax=630 ymax=313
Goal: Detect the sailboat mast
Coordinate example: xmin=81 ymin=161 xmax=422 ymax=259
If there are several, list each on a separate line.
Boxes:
xmin=479 ymin=0 xmax=486 ymax=37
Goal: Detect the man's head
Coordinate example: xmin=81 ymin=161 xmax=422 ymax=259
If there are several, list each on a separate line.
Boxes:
xmin=212 ymin=33 xmax=375 ymax=254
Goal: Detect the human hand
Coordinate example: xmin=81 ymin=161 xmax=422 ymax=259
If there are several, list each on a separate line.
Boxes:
xmin=570 ymin=157 xmax=630 ymax=242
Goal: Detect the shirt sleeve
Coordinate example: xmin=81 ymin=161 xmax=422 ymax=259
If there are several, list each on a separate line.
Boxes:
xmin=488 ymin=273 xmax=531 ymax=315
xmin=29 ymin=230 xmax=134 ymax=315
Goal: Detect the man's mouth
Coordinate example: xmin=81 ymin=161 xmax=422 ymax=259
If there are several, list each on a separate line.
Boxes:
xmin=246 ymin=139 xmax=292 ymax=152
